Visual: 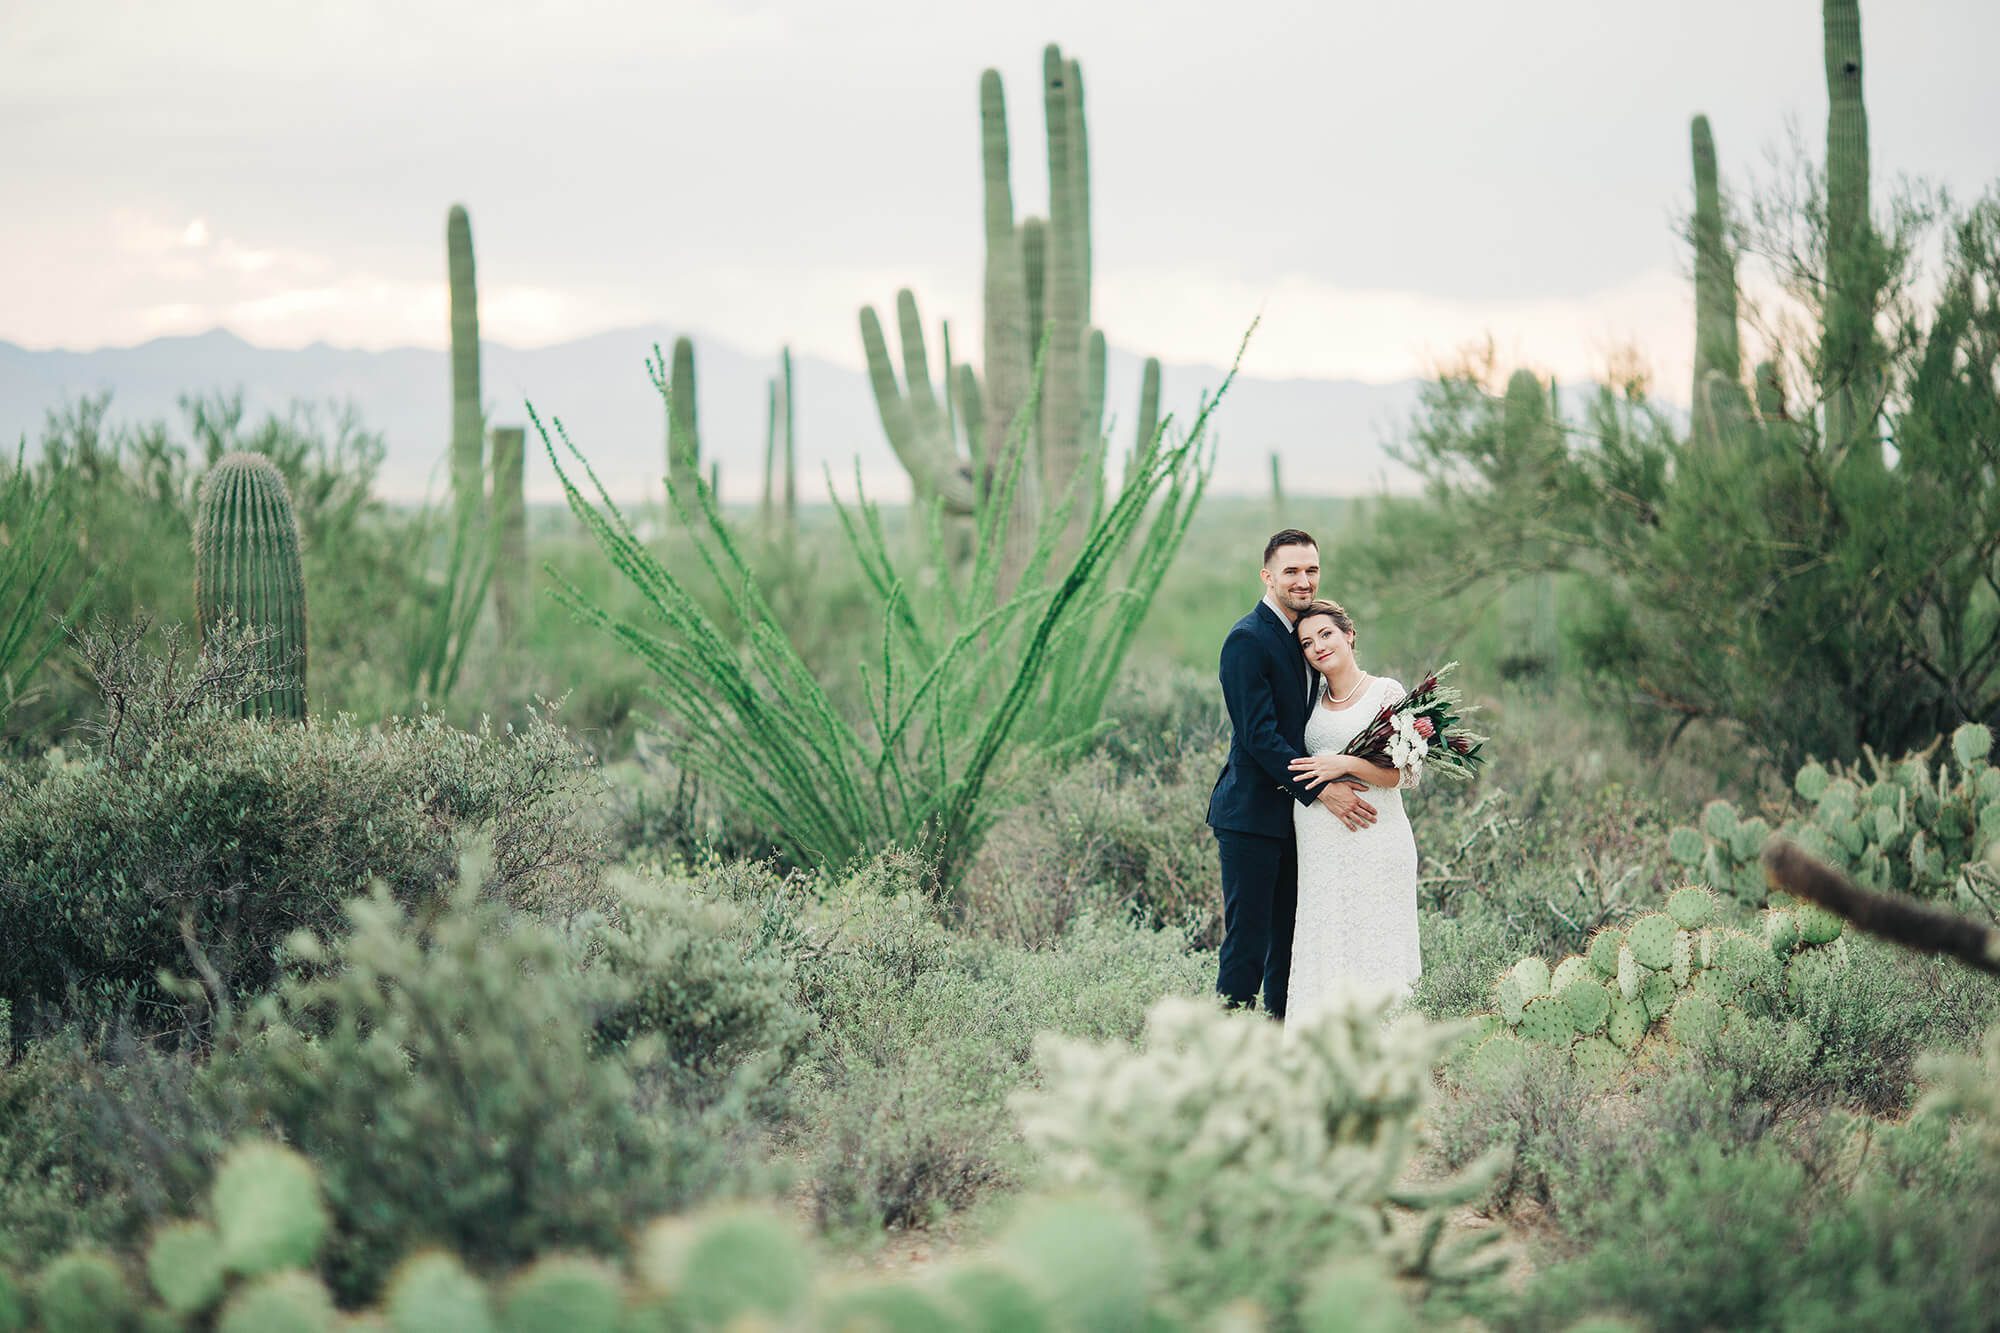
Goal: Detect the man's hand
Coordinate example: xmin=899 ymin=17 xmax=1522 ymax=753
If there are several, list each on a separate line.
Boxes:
xmin=1319 ymin=782 xmax=1378 ymax=831
xmin=1288 ymin=753 xmax=1351 ymax=791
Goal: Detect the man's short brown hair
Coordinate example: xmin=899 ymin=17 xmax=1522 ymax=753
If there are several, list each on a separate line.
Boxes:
xmin=1263 ymin=529 xmax=1318 ymax=566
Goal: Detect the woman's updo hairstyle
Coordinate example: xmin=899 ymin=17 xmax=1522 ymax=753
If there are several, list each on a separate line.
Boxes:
xmin=1296 ymin=599 xmax=1355 ymax=640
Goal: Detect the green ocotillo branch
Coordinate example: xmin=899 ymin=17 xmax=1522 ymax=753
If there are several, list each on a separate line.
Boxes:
xmin=194 ymin=452 xmax=310 ymax=720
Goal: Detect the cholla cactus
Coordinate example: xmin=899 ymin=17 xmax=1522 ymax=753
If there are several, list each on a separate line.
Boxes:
xmin=1015 ymin=995 xmax=1505 ymax=1311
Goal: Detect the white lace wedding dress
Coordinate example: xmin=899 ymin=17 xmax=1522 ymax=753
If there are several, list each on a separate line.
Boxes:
xmin=1288 ymin=675 xmax=1422 ymax=1026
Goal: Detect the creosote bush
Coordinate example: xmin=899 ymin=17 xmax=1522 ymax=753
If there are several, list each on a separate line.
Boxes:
xmin=0 ymin=624 xmax=601 ymax=1036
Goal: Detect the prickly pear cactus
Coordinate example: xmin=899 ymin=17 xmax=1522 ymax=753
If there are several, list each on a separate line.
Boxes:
xmin=216 ymin=1270 xmax=337 ymax=1333
xmin=147 ymin=1220 xmax=226 ymax=1315
xmin=499 ymin=1256 xmax=626 ymax=1333
xmin=1626 ymin=913 xmax=1677 ymax=970
xmin=383 ymin=1252 xmax=494 ymax=1333
xmin=212 ymin=1140 xmax=329 ymax=1277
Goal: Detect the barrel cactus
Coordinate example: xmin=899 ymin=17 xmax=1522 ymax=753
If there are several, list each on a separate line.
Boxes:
xmin=194 ymin=452 xmax=310 ymax=719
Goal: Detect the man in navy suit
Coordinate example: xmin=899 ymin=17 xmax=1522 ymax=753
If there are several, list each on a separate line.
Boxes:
xmin=1207 ymin=529 xmax=1378 ymax=1017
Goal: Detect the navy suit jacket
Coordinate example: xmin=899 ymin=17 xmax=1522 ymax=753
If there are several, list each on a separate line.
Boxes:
xmin=1206 ymin=601 xmax=1322 ymax=838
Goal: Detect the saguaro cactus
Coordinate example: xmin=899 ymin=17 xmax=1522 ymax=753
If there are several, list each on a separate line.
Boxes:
xmin=762 ymin=348 xmax=799 ymax=531
xmin=1821 ymin=0 xmax=1880 ymax=469
xmin=194 ymin=452 xmax=309 ymax=720
xmin=447 ymin=205 xmax=484 ymax=533
xmin=667 ymin=336 xmax=702 ymax=504
xmin=1689 ymin=115 xmax=1746 ymax=447
xmin=490 ymin=425 xmax=527 ymax=643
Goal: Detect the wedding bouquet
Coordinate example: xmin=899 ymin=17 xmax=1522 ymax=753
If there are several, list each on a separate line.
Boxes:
xmin=1341 ymin=662 xmax=1487 ymax=790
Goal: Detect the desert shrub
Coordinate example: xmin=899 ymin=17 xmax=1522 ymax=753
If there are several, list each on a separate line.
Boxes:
xmin=0 ymin=626 xmax=602 ymax=1037
xmin=1690 ymin=933 xmax=2000 ymax=1116
xmin=1412 ymin=909 xmax=1517 ymax=1019
xmin=794 ymin=857 xmax=1209 ymax=1233
xmin=203 ymin=879 xmax=754 ymax=1304
xmin=1510 ymin=1082 xmax=2000 ymax=1332
xmin=1015 ymin=994 xmax=1506 ymax=1326
xmin=1085 ymin=662 xmax=1230 ymax=769
xmin=575 ymin=869 xmax=812 ymax=1115
xmin=961 ymin=748 xmax=1221 ymax=946
xmin=1432 ymin=1040 xmax=1595 ymax=1213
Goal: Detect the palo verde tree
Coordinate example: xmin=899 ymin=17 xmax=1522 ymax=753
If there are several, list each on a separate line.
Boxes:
xmin=1388 ymin=0 xmax=1997 ymax=764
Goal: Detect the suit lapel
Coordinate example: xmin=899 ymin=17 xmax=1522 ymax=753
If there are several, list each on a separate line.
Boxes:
xmin=1254 ymin=602 xmax=1311 ymax=710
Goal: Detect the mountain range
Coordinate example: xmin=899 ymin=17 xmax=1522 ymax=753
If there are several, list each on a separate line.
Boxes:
xmin=0 ymin=327 xmax=1425 ymax=505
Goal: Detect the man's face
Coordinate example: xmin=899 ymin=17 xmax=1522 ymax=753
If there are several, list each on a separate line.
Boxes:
xmin=1260 ymin=543 xmax=1320 ymax=611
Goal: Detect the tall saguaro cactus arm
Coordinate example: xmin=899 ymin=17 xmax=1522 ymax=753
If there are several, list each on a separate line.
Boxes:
xmin=490 ymin=426 xmax=528 ymax=643
xmin=1821 ymin=0 xmax=1880 ymax=468
xmin=1688 ymin=114 xmax=1743 ymax=445
xmin=194 ymin=452 xmax=310 ymax=720
xmin=860 ymin=296 xmax=975 ymax=514
xmin=446 ymin=204 xmax=484 ymax=532
xmin=1036 ymin=44 xmax=1087 ymax=507
xmin=981 ymin=69 xmax=1033 ymax=502
xmin=667 ymin=337 xmax=702 ymax=500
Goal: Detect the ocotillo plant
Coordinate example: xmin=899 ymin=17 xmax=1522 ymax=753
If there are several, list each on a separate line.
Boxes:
xmin=193 ymin=452 xmax=309 ymax=720
xmin=539 ymin=326 xmax=1245 ymax=881
xmin=1688 ymin=114 xmax=1747 ymax=448
xmin=490 ymin=425 xmax=528 ymax=644
xmin=1821 ymin=0 xmax=1883 ymax=470
xmin=0 ymin=453 xmax=88 ymax=723
xmin=667 ymin=337 xmax=701 ymax=505
xmin=446 ymin=205 xmax=484 ymax=533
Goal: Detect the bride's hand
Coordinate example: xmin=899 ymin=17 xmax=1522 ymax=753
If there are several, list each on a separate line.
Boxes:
xmin=1288 ymin=753 xmax=1351 ymax=789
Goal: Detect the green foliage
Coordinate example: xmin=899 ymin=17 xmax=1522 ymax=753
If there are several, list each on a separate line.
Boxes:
xmin=1386 ymin=17 xmax=1998 ymax=767
xmin=206 ymin=881 xmax=720 ymax=1303
xmin=793 ymin=859 xmax=1207 ymax=1232
xmin=0 ymin=452 xmax=89 ymax=730
xmin=193 ymin=452 xmax=310 ymax=719
xmin=575 ymin=871 xmax=811 ymax=1114
xmin=1014 ymin=994 xmax=1506 ymax=1322
xmin=0 ymin=626 xmax=599 ymax=1031
xmin=539 ymin=329 xmax=1225 ymax=880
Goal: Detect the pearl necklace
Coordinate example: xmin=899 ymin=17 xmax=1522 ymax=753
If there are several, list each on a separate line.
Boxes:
xmin=1325 ymin=671 xmax=1369 ymax=706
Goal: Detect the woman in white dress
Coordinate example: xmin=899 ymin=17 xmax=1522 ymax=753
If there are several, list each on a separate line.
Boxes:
xmin=1282 ymin=600 xmax=1422 ymax=1025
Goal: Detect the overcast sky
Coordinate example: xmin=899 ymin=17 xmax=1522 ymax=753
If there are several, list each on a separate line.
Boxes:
xmin=6 ymin=0 xmax=1996 ymax=391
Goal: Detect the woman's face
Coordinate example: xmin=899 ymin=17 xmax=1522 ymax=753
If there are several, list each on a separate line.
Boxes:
xmin=1298 ymin=614 xmax=1356 ymax=676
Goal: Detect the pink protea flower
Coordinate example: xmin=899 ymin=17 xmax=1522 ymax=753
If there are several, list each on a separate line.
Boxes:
xmin=1414 ymin=716 xmax=1436 ymax=740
